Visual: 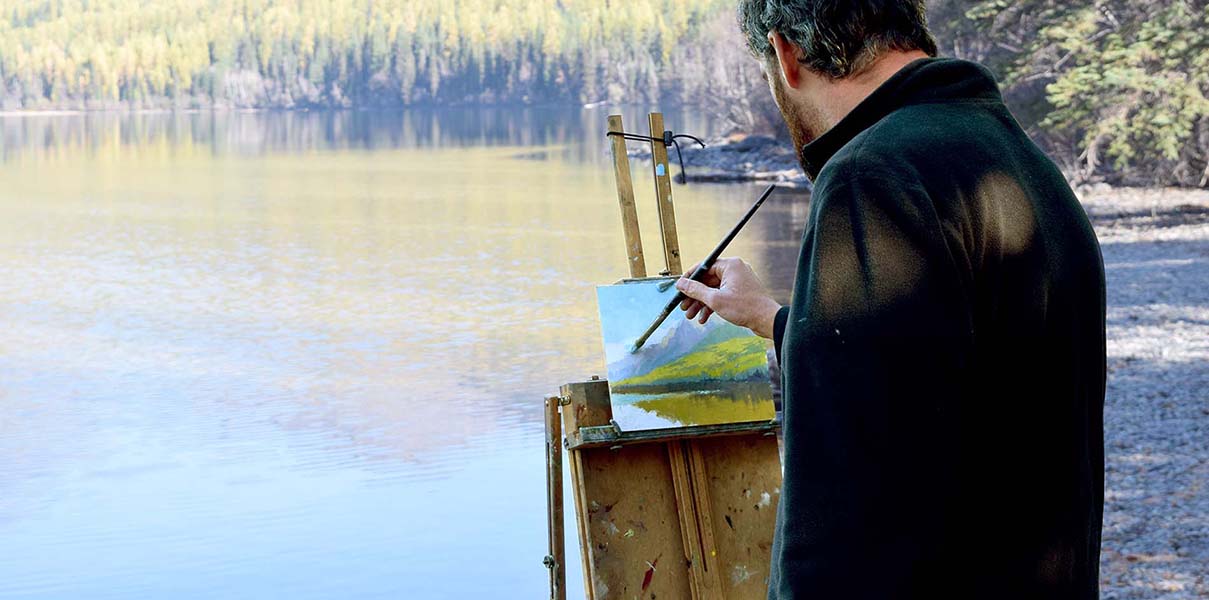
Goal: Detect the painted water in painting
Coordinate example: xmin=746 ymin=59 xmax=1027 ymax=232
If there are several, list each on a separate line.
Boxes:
xmin=596 ymin=277 xmax=776 ymax=431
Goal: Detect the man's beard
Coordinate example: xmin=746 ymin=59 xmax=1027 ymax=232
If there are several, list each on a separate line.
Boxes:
xmin=770 ymin=74 xmax=828 ymax=174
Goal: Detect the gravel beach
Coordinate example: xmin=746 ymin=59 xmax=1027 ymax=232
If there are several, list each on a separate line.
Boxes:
xmin=1081 ymin=186 xmax=1209 ymax=599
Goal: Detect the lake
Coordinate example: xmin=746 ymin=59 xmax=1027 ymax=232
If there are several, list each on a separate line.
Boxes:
xmin=0 ymin=108 xmax=808 ymax=598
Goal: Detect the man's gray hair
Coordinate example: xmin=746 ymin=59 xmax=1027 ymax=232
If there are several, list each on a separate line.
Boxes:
xmin=738 ymin=0 xmax=938 ymax=79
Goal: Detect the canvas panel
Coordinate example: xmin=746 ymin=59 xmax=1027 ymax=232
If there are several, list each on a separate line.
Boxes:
xmin=596 ymin=277 xmax=775 ymax=431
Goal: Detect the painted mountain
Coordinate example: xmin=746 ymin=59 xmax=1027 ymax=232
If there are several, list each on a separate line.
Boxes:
xmin=596 ymin=279 xmax=775 ymax=431
xmin=607 ymin=317 xmax=769 ymax=392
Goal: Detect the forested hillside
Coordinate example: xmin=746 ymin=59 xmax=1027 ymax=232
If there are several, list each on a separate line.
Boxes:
xmin=0 ymin=0 xmax=1205 ymax=186
xmin=0 ymin=0 xmax=732 ymax=109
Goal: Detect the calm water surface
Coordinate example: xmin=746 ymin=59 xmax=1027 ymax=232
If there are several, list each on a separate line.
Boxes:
xmin=0 ymin=109 xmax=808 ymax=598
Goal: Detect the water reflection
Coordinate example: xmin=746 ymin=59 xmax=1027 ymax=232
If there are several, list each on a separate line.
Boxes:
xmin=0 ymin=106 xmax=724 ymax=166
xmin=0 ymin=108 xmax=807 ymax=599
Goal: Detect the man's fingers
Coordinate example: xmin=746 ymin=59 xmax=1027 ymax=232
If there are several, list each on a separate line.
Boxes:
xmin=710 ymin=257 xmax=750 ymax=281
xmin=698 ymin=307 xmax=713 ymax=324
xmin=680 ymin=298 xmax=704 ymax=314
xmin=711 ymin=257 xmax=738 ymax=274
xmin=704 ymin=262 xmax=733 ymax=286
xmin=686 ymin=298 xmax=706 ymax=321
xmin=686 ymin=301 xmax=702 ymax=320
xmin=675 ymin=277 xmax=716 ymax=305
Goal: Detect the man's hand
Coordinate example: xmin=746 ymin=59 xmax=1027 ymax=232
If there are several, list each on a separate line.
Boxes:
xmin=674 ymin=257 xmax=782 ymax=339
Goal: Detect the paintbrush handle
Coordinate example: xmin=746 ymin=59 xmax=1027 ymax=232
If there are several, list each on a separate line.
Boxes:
xmin=630 ymin=184 xmax=778 ymax=353
xmin=656 ymin=183 xmax=776 ymax=292
xmin=695 ymin=183 xmax=777 ymax=273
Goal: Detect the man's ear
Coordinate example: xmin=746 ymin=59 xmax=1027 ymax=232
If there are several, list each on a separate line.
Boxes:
xmin=767 ymin=30 xmax=802 ymax=89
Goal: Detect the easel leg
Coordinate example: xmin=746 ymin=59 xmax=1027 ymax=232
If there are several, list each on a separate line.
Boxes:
xmin=544 ymin=395 xmax=566 ymax=600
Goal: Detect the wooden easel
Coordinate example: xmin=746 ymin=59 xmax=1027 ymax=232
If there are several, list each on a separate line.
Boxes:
xmin=544 ymin=113 xmax=783 ymax=599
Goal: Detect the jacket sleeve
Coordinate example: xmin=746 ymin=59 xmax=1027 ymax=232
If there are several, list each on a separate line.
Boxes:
xmin=772 ymin=304 xmax=791 ymax=366
xmin=771 ymin=165 xmax=975 ymax=592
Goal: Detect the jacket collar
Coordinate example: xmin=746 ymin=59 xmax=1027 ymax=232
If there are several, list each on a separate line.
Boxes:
xmin=799 ymin=58 xmax=1003 ymax=180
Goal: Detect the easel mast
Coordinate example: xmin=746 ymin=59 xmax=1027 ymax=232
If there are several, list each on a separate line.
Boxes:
xmin=544 ymin=114 xmax=783 ymax=600
xmin=607 ymin=115 xmax=646 ymax=279
xmin=646 ymin=112 xmax=682 ymax=275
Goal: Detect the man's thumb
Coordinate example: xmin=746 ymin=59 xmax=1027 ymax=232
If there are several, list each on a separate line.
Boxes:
xmin=675 ymin=278 xmax=715 ymax=304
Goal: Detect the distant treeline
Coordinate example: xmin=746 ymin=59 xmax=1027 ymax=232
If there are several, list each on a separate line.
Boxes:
xmin=0 ymin=0 xmax=1205 ymax=186
xmin=0 ymin=0 xmax=731 ymax=109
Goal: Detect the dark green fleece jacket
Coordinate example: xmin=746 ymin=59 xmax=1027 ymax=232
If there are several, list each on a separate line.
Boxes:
xmin=768 ymin=58 xmax=1105 ymax=599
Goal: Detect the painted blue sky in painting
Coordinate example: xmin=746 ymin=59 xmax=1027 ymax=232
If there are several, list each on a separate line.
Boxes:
xmin=595 ymin=278 xmax=683 ymax=361
xmin=596 ymin=278 xmax=758 ymax=370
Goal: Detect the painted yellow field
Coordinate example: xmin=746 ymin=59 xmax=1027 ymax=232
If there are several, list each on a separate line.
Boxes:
xmin=613 ymin=336 xmax=768 ymax=388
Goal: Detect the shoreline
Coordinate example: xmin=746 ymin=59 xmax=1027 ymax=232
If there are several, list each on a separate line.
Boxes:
xmin=630 ymin=134 xmax=1209 ymax=193
xmin=628 ymin=133 xmax=810 ymax=188
xmin=0 ymin=100 xmax=624 ymax=118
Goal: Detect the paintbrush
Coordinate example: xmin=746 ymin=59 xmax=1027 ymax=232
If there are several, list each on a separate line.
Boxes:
xmin=629 ymin=184 xmax=778 ymax=353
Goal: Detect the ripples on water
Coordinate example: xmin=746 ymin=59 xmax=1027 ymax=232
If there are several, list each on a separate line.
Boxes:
xmin=0 ymin=108 xmax=808 ymax=598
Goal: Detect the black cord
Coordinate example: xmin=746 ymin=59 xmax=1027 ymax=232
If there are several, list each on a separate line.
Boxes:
xmin=607 ymin=129 xmax=706 ymax=184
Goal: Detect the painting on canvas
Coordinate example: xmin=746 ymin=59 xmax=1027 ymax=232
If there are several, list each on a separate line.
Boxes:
xmin=596 ymin=277 xmax=775 ymax=431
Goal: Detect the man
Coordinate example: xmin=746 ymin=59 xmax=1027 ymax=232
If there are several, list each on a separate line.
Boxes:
xmin=673 ymin=1 xmax=1106 ymax=598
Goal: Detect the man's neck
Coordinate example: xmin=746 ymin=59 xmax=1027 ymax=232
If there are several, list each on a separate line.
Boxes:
xmin=813 ymin=50 xmax=930 ymax=131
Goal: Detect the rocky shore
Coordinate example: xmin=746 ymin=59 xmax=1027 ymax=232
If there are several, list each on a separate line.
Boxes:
xmin=628 ymin=134 xmax=809 ymax=186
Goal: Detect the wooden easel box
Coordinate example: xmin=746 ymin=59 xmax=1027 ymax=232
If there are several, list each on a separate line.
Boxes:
xmin=558 ymin=378 xmax=782 ymax=599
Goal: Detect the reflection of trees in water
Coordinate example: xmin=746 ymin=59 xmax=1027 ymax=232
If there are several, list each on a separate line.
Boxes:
xmin=0 ymin=107 xmax=726 ymax=166
xmin=753 ymin=186 xmax=811 ymax=305
xmin=0 ymin=108 xmax=582 ymax=161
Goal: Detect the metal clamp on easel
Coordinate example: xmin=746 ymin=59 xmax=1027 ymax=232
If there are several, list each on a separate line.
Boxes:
xmin=544 ymin=113 xmax=783 ymax=600
xmin=605 ymin=125 xmax=705 ymax=188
